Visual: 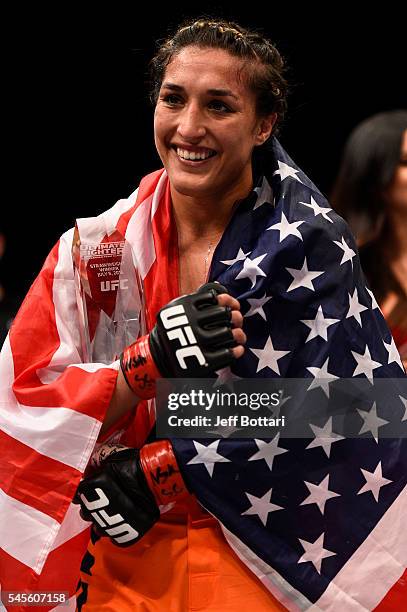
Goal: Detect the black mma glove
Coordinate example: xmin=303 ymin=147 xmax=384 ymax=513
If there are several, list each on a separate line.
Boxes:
xmin=120 ymin=282 xmax=237 ymax=397
xmin=73 ymin=441 xmax=188 ymax=547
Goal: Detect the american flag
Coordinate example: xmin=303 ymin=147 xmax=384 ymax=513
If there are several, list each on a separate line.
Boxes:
xmin=0 ymin=138 xmax=406 ymax=610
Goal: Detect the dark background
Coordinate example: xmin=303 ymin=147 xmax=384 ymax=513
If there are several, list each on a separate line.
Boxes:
xmin=2 ymin=4 xmax=406 ymax=301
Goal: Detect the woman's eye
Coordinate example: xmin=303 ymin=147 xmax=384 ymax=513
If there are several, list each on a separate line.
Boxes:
xmin=208 ymin=100 xmax=231 ymax=113
xmin=161 ymin=94 xmax=182 ymax=105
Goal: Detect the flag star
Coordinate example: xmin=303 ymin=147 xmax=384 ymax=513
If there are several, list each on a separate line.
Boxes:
xmin=358 ymin=462 xmax=393 ymax=502
xmin=301 ymin=475 xmax=340 ymax=514
xmin=244 ymin=294 xmax=272 ymax=321
xmin=273 ymin=160 xmax=303 ymax=183
xmin=267 ymin=212 xmax=304 ymax=242
xmin=235 ymin=253 xmax=268 ymax=288
xmin=299 ymin=195 xmax=334 ymax=223
xmin=307 ymin=358 xmax=339 ymax=398
xmin=249 ymin=336 xmax=290 ymax=374
xmin=214 ymin=367 xmax=242 ymax=389
xmin=298 ymin=533 xmax=336 ymax=574
xmin=351 ymin=345 xmax=383 ymax=380
xmin=306 ymin=417 xmax=344 ymax=458
xmin=242 ymin=488 xmax=282 ymax=526
xmin=248 ymin=434 xmax=288 ymax=471
xmin=357 ymin=402 xmax=389 ymax=443
xmin=400 ymin=395 xmax=407 ymax=421
xmin=221 ymin=247 xmax=252 ymax=267
xmin=301 ymin=305 xmax=340 ymax=342
xmin=285 ymin=257 xmax=324 ymax=292
xmin=333 ymin=236 xmax=356 ymax=268
xmin=253 ymin=176 xmax=273 ymax=210
xmin=346 ymin=288 xmax=368 ymax=326
xmin=187 ymin=440 xmax=231 ymax=477
xmin=383 ymin=336 xmax=404 ymax=370
xmin=366 ymin=287 xmax=380 ymax=311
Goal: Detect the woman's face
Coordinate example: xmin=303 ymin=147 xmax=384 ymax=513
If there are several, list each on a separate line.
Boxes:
xmin=384 ymin=129 xmax=407 ymax=213
xmin=154 ymin=46 xmax=274 ymax=201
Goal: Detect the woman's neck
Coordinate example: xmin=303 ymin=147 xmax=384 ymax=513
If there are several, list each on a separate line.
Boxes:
xmin=170 ymin=177 xmax=253 ymax=241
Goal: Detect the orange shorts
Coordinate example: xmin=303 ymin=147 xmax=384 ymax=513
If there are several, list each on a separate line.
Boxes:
xmin=77 ymin=497 xmax=286 ymax=611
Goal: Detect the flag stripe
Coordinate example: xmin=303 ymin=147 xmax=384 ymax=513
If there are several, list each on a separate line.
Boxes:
xmin=0 ymin=429 xmax=80 ymax=520
xmin=313 ymin=484 xmax=407 ymax=610
xmin=0 ymin=488 xmax=60 ymax=573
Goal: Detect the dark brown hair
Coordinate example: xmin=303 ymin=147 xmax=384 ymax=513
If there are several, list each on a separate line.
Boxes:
xmin=148 ymin=18 xmax=288 ymax=135
xmin=331 ymin=110 xmax=407 ymax=245
xmin=331 ymin=110 xmax=407 ymax=305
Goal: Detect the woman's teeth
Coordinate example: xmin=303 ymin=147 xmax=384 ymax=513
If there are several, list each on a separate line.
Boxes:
xmin=176 ymin=147 xmax=216 ymax=161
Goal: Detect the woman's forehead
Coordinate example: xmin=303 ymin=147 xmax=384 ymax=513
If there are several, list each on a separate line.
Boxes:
xmin=163 ymin=46 xmax=250 ymax=94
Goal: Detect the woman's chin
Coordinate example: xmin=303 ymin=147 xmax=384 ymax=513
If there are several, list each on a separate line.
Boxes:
xmin=168 ymin=174 xmax=215 ymax=199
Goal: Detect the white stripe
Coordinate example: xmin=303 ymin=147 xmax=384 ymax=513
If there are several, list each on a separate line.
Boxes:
xmin=151 ymin=170 xmax=168 ymax=217
xmin=125 ymin=194 xmax=156 ymax=280
xmin=0 ymin=399 xmax=101 ymax=473
xmin=68 ymin=360 xmax=120 ymax=373
xmin=36 ymin=229 xmax=82 ymax=385
xmin=313 ymin=484 xmax=407 ymax=611
xmin=0 ymin=488 xmax=59 ymax=574
xmin=220 ymin=524 xmax=309 ymax=611
xmin=1 ymin=339 xmax=102 ymax=472
xmin=125 ymin=171 xmax=168 ymax=280
xmin=50 ymin=502 xmax=90 ymax=551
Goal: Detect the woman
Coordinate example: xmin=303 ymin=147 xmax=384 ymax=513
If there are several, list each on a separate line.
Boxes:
xmin=331 ymin=111 xmax=407 ymax=367
xmin=1 ymin=19 xmax=406 ymax=612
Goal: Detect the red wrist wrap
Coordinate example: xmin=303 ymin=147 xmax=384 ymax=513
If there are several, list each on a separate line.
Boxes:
xmin=139 ymin=440 xmax=189 ymax=506
xmin=120 ymin=335 xmax=161 ymax=399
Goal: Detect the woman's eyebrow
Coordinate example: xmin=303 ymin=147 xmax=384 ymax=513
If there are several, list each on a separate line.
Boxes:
xmin=162 ymin=82 xmax=238 ymax=99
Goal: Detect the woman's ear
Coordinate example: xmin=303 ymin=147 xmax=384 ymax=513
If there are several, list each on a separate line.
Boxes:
xmin=254 ymin=112 xmax=277 ymax=146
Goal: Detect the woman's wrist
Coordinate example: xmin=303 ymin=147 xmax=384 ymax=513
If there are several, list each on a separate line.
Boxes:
xmin=120 ymin=335 xmax=161 ymax=399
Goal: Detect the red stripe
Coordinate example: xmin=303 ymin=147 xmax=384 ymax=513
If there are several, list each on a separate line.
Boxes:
xmin=0 ymin=528 xmax=90 ymax=611
xmin=0 ymin=429 xmax=80 ymax=522
xmin=144 ymin=177 xmax=180 ymax=328
xmin=374 ymin=569 xmax=407 ymax=610
xmin=10 ymin=242 xmax=61 ymax=380
xmin=12 ymin=365 xmax=118 ymax=416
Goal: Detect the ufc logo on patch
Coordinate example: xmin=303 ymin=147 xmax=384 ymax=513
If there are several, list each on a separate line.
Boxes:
xmin=160 ymin=304 xmax=206 ymax=369
xmin=80 ymin=487 xmax=139 ymax=545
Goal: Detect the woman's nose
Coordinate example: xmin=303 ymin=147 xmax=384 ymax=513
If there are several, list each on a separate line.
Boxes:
xmin=177 ymin=104 xmax=206 ymax=142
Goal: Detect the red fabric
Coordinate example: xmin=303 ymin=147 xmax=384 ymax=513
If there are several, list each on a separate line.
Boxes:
xmin=375 ymin=569 xmax=407 ymax=610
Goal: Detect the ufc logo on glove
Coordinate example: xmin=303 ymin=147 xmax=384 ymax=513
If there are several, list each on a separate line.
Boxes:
xmin=160 ymin=304 xmax=207 ymax=369
xmin=79 ymin=487 xmax=139 ymax=545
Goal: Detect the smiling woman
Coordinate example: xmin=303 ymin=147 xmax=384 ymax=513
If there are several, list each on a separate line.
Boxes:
xmin=1 ymin=16 xmax=406 ymax=612
xmin=150 ymin=21 xmax=287 ymax=295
